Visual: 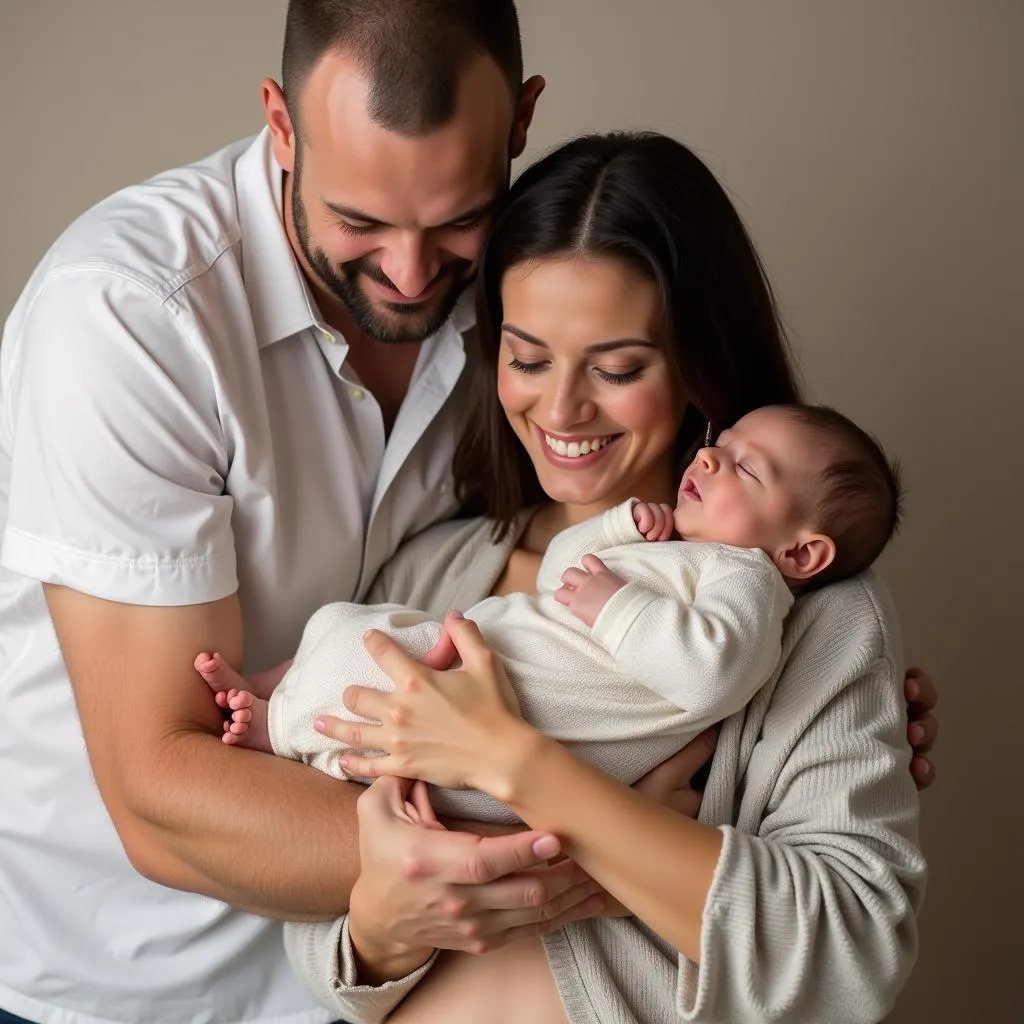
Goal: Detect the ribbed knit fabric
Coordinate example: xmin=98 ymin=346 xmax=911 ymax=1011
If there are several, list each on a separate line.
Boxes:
xmin=286 ymin=513 xmax=925 ymax=1024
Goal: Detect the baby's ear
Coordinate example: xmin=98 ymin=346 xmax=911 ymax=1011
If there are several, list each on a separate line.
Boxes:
xmin=775 ymin=532 xmax=836 ymax=582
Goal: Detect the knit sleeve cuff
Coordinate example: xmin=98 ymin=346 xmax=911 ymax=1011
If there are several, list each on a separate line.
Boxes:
xmin=590 ymin=580 xmax=660 ymax=655
xmin=601 ymin=498 xmax=643 ymax=547
xmin=283 ymin=916 xmax=438 ymax=1024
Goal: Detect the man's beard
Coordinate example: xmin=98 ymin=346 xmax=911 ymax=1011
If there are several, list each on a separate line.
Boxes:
xmin=291 ymin=164 xmax=474 ymax=345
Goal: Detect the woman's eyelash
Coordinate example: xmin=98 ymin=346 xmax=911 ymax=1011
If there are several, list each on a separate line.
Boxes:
xmin=508 ymin=357 xmax=546 ymax=374
xmin=596 ymin=367 xmax=645 ymax=385
xmin=507 ymin=359 xmax=645 ymax=385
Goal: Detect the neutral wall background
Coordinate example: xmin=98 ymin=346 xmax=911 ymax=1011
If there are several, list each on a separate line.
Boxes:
xmin=2 ymin=2 xmax=1021 ymax=1020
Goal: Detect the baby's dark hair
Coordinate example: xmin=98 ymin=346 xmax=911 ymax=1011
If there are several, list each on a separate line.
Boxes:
xmin=783 ymin=404 xmax=903 ymax=589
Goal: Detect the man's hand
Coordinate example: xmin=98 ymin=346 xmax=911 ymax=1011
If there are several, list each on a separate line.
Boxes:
xmin=554 ymin=554 xmax=628 ymax=627
xmin=633 ymin=501 xmax=675 ymax=541
xmin=347 ymin=777 xmax=605 ymax=982
xmin=905 ymin=666 xmax=938 ymax=790
xmin=632 ymin=728 xmax=718 ymax=817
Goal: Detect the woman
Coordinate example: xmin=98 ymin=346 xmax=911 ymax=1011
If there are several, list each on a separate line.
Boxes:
xmin=298 ymin=132 xmax=926 ymax=1023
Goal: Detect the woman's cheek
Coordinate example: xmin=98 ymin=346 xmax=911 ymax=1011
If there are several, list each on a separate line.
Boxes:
xmin=612 ymin=377 xmax=681 ymax=440
xmin=497 ymin=365 xmax=530 ymax=416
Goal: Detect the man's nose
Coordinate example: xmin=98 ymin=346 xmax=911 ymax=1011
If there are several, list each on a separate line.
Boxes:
xmin=379 ymin=234 xmax=442 ymax=298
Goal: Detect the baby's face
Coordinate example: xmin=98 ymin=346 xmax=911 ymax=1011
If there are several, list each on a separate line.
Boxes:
xmin=673 ymin=407 xmax=828 ymax=554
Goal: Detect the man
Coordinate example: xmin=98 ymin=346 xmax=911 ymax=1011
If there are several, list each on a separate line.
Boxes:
xmin=0 ymin=2 xmax=938 ymax=1023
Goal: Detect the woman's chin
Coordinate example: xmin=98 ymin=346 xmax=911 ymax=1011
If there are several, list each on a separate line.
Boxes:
xmin=536 ymin=475 xmax=624 ymax=512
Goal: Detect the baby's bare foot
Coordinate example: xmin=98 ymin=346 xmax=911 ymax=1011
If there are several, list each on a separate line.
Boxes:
xmin=194 ymin=651 xmax=247 ymax=699
xmin=219 ymin=689 xmax=273 ymax=753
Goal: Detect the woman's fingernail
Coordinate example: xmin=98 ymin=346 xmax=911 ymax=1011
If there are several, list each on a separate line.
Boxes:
xmin=906 ymin=679 xmax=920 ymax=700
xmin=339 ymin=758 xmax=350 ymax=771
xmin=532 ymin=836 xmax=560 ymax=859
xmin=314 ymin=718 xmax=326 ymax=733
xmin=909 ymin=723 xmax=924 ymax=744
xmin=448 ymin=610 xmax=464 ymax=620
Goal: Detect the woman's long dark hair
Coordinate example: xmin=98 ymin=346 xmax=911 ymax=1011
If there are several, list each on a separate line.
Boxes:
xmin=454 ymin=131 xmax=801 ymax=537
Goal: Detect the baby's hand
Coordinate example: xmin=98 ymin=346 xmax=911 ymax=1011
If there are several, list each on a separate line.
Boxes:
xmin=554 ymin=554 xmax=627 ymax=627
xmin=633 ymin=501 xmax=675 ymax=541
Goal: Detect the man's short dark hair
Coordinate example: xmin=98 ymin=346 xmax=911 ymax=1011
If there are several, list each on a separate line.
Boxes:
xmin=282 ymin=0 xmax=523 ymax=137
xmin=785 ymin=404 xmax=904 ymax=589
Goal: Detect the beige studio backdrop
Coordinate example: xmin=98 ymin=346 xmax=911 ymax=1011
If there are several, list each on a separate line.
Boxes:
xmin=1 ymin=1 xmax=1021 ymax=1020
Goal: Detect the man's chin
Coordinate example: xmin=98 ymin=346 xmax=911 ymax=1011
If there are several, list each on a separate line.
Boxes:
xmin=366 ymin=306 xmax=446 ymax=343
xmin=352 ymin=285 xmax=465 ymax=344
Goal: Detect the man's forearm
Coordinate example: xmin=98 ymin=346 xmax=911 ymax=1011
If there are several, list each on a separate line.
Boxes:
xmin=123 ymin=730 xmax=361 ymax=919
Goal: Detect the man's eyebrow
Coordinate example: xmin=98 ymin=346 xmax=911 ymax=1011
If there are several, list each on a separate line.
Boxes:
xmin=445 ymin=198 xmax=499 ymax=224
xmin=501 ymin=324 xmax=658 ymax=354
xmin=322 ymin=201 xmax=387 ymax=225
xmin=321 ymin=198 xmax=498 ymax=229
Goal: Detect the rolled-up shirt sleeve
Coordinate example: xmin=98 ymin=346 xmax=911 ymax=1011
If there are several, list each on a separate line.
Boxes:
xmin=1 ymin=268 xmax=237 ymax=606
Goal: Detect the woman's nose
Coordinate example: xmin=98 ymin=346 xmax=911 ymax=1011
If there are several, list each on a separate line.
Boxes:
xmin=547 ymin=378 xmax=595 ymax=429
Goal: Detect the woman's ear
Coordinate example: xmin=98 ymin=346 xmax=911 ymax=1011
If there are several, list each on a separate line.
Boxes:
xmin=775 ymin=532 xmax=836 ymax=582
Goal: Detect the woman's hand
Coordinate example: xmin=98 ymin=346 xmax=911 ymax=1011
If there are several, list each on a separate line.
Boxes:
xmin=316 ymin=613 xmax=539 ymax=799
xmin=905 ymin=666 xmax=938 ymax=789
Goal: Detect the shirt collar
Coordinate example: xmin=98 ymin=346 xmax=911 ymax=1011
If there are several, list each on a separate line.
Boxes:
xmin=235 ymin=128 xmax=321 ymax=349
xmin=449 ymin=286 xmax=477 ymax=336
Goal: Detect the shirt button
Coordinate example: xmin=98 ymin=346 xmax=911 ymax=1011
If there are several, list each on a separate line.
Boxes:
xmin=350 ymin=387 xmax=366 ymax=400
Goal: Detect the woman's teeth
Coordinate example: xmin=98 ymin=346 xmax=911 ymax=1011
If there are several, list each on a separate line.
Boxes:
xmin=544 ymin=433 xmax=613 ymax=458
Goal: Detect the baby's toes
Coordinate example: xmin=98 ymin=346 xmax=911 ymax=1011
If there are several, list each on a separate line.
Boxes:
xmin=231 ymin=707 xmax=253 ymax=726
xmin=227 ymin=690 xmax=254 ymax=711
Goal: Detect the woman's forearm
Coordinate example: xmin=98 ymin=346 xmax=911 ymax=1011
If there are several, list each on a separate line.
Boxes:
xmin=502 ymin=729 xmax=723 ymax=962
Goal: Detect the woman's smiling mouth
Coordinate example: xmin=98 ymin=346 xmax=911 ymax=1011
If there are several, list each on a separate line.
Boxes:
xmin=534 ymin=425 xmax=624 ymax=466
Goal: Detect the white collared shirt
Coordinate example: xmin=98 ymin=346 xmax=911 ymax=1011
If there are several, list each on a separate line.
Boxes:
xmin=0 ymin=129 xmax=471 ymax=1024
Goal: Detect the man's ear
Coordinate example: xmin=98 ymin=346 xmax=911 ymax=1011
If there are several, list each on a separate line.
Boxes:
xmin=262 ymin=78 xmax=297 ymax=173
xmin=775 ymin=532 xmax=836 ymax=582
xmin=509 ymin=75 xmax=546 ymax=159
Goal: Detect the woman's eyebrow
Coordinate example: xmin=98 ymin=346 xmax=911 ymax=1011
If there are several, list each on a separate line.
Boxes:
xmin=501 ymin=323 xmax=658 ymax=354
